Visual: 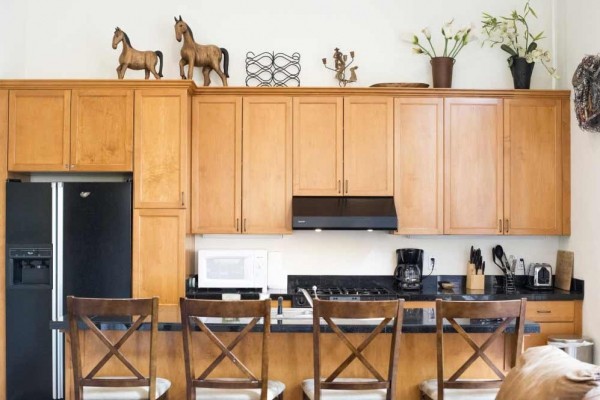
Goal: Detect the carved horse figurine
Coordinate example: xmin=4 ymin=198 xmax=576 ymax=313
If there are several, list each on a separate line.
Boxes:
xmin=174 ymin=16 xmax=229 ymax=86
xmin=112 ymin=27 xmax=163 ymax=80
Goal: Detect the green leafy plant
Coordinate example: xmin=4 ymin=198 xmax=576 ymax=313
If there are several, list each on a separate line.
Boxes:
xmin=482 ymin=0 xmax=558 ymax=78
xmin=404 ymin=19 xmax=476 ymax=59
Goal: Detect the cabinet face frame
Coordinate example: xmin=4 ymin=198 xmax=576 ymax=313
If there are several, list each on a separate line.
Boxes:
xmin=8 ymin=90 xmax=71 ymax=171
xmin=191 ymin=96 xmax=242 ymax=234
xmin=132 ymin=209 xmax=185 ymax=309
xmin=394 ymin=98 xmax=444 ymax=234
xmin=134 ymin=89 xmax=188 ymax=209
xmin=242 ymin=96 xmax=293 ymax=234
xmin=503 ymin=98 xmax=562 ymax=235
xmin=343 ymin=96 xmax=394 ymax=196
xmin=292 ymin=97 xmax=344 ymax=196
xmin=70 ymin=89 xmax=134 ymax=172
xmin=444 ymin=98 xmax=504 ymax=234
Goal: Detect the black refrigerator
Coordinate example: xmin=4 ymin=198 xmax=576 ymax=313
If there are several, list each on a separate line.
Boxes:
xmin=5 ymin=181 xmax=132 ymax=400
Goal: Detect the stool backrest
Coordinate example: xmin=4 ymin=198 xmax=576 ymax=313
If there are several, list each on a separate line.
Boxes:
xmin=435 ymin=298 xmax=527 ymax=399
xmin=67 ymin=296 xmax=159 ymax=400
xmin=311 ymin=299 xmax=404 ymax=400
xmin=180 ymin=298 xmax=271 ymax=400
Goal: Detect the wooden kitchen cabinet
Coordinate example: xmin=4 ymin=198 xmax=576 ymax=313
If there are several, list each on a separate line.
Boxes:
xmin=242 ymin=96 xmax=293 ymax=234
xmin=191 ymin=96 xmax=242 ymax=233
xmin=523 ymin=301 xmax=582 ymax=350
xmin=132 ymin=209 xmax=185 ymax=310
xmin=394 ymin=98 xmax=444 ymax=234
xmin=70 ymin=89 xmax=133 ymax=171
xmin=444 ymin=98 xmax=504 ymax=234
xmin=344 ymin=97 xmax=394 ymax=196
xmin=8 ymin=90 xmax=71 ymax=171
xmin=293 ymin=97 xmax=343 ymax=196
xmin=504 ymin=98 xmax=562 ymax=235
xmin=134 ymin=89 xmax=188 ymax=209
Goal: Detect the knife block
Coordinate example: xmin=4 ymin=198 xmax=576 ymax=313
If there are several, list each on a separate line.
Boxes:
xmin=466 ymin=263 xmax=485 ymax=290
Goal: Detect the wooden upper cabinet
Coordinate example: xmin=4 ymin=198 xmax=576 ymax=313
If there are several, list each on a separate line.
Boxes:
xmin=134 ymin=89 xmax=188 ymax=209
xmin=191 ymin=96 xmax=242 ymax=234
xmin=444 ymin=98 xmax=504 ymax=234
xmin=343 ymin=97 xmax=394 ymax=196
xmin=394 ymin=98 xmax=444 ymax=234
xmin=293 ymin=97 xmax=343 ymax=196
xmin=70 ymin=89 xmax=133 ymax=171
xmin=8 ymin=90 xmax=71 ymax=171
xmin=504 ymin=98 xmax=562 ymax=235
xmin=242 ymin=97 xmax=292 ymax=234
xmin=132 ymin=209 xmax=185 ymax=309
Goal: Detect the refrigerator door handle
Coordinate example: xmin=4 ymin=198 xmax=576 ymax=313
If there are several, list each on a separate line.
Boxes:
xmin=52 ymin=183 xmax=65 ymax=400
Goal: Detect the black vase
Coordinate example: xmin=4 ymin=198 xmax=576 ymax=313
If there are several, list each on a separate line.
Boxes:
xmin=510 ymin=57 xmax=535 ymax=89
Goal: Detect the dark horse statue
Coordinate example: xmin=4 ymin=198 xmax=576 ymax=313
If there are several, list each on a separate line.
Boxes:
xmin=174 ymin=16 xmax=229 ymax=86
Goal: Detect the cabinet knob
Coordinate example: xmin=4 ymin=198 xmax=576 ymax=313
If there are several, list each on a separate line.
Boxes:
xmin=64 ymin=164 xmax=69 ymax=170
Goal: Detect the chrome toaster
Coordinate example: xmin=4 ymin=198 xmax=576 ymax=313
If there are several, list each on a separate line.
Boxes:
xmin=528 ymin=263 xmax=553 ymax=287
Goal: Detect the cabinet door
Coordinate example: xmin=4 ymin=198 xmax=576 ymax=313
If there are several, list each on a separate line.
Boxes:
xmin=242 ymin=97 xmax=292 ymax=234
xmin=293 ymin=97 xmax=343 ymax=196
xmin=134 ymin=90 xmax=188 ymax=208
xmin=133 ymin=209 xmax=185 ymax=309
xmin=8 ymin=90 xmax=70 ymax=171
xmin=343 ymin=97 xmax=394 ymax=196
xmin=191 ymin=96 xmax=242 ymax=233
xmin=444 ymin=98 xmax=504 ymax=234
xmin=504 ymin=99 xmax=562 ymax=235
xmin=394 ymin=98 xmax=444 ymax=234
xmin=70 ymin=89 xmax=133 ymax=171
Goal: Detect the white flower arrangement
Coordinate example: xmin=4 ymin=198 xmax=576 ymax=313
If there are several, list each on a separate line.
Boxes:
xmin=482 ymin=0 xmax=558 ymax=78
xmin=404 ymin=19 xmax=476 ymax=59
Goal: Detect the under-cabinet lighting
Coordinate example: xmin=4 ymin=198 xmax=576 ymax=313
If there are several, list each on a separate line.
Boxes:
xmin=314 ymin=228 xmax=322 ymax=232
xmin=367 ymin=229 xmax=374 ymax=232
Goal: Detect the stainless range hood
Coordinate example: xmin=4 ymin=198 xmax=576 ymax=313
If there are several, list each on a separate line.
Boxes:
xmin=292 ymin=196 xmax=397 ymax=230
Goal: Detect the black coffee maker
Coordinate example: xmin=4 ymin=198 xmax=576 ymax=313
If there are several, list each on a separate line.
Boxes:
xmin=395 ymin=248 xmax=424 ymax=290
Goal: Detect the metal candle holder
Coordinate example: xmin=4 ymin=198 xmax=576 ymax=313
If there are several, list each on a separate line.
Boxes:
xmin=322 ymin=48 xmax=358 ymax=87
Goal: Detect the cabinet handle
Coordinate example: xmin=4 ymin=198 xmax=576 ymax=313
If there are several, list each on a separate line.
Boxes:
xmin=70 ymin=164 xmax=75 ymax=169
xmin=498 ymin=219 xmax=503 ymax=233
xmin=345 ymin=180 xmax=349 ymax=194
xmin=536 ymin=310 xmax=551 ymax=314
xmin=505 ymin=219 xmax=510 ymax=234
xmin=338 ymin=180 xmax=341 ymax=194
xmin=236 ymin=218 xmax=240 ymax=232
xmin=64 ymin=164 xmax=69 ymax=170
xmin=243 ymin=218 xmax=247 ymax=233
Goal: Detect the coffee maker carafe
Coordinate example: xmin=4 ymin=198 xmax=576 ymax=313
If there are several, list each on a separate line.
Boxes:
xmin=395 ymin=248 xmax=424 ymax=290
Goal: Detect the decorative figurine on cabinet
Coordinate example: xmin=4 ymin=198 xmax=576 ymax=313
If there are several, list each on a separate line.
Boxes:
xmin=173 ymin=15 xmax=229 ymax=86
xmin=322 ymin=48 xmax=358 ymax=87
xmin=112 ymin=27 xmax=164 ymax=80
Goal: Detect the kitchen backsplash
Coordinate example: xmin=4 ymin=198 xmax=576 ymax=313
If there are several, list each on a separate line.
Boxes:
xmin=195 ymin=231 xmax=560 ymax=280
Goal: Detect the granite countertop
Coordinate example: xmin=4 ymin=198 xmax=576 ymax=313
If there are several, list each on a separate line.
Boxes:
xmin=186 ymin=274 xmax=584 ymax=302
xmin=50 ymin=307 xmax=540 ymax=334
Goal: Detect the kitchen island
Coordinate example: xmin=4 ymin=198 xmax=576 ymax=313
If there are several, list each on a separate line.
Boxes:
xmin=52 ymin=307 xmax=539 ymax=400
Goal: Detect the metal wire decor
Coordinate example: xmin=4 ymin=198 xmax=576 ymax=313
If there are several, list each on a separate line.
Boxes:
xmin=245 ymin=51 xmax=301 ymax=87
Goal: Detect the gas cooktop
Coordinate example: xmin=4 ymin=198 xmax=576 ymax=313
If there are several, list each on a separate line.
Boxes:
xmin=292 ymin=286 xmax=398 ymax=307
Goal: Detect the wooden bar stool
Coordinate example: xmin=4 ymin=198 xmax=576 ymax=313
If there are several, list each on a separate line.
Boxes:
xmin=302 ymin=299 xmax=404 ymax=400
xmin=180 ymin=298 xmax=285 ymax=400
xmin=419 ymin=298 xmax=527 ymax=400
xmin=67 ymin=296 xmax=171 ymax=400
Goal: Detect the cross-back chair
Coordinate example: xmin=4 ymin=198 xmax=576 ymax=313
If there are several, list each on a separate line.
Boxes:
xmin=180 ymin=298 xmax=285 ymax=400
xmin=419 ymin=298 xmax=527 ymax=400
xmin=303 ymin=298 xmax=404 ymax=400
xmin=67 ymin=296 xmax=171 ymax=400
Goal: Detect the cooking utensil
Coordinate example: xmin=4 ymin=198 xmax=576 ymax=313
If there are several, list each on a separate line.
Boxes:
xmin=492 ymin=245 xmax=507 ymax=274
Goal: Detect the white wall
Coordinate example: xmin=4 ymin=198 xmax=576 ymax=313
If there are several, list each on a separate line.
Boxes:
xmin=0 ymin=0 xmax=555 ymax=89
xmin=558 ymin=0 xmax=600 ymax=364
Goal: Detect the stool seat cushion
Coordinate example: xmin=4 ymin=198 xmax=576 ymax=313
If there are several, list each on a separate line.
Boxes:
xmin=302 ymin=378 xmax=388 ymax=400
xmin=82 ymin=377 xmax=171 ymax=399
xmin=419 ymin=379 xmax=499 ymax=400
xmin=194 ymin=378 xmax=285 ymax=400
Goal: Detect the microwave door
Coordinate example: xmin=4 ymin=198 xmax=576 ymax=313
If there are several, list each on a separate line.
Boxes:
xmin=199 ymin=255 xmax=254 ymax=288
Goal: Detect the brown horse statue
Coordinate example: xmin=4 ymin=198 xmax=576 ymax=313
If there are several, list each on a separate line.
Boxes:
xmin=174 ymin=16 xmax=229 ymax=86
xmin=112 ymin=27 xmax=163 ymax=80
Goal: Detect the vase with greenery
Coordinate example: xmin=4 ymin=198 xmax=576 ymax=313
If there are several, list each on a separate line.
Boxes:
xmin=482 ymin=0 xmax=558 ymax=89
xmin=405 ymin=19 xmax=476 ymax=88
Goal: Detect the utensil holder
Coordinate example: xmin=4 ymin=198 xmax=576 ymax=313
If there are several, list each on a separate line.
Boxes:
xmin=466 ymin=263 xmax=485 ymax=290
xmin=504 ymin=271 xmax=516 ymax=293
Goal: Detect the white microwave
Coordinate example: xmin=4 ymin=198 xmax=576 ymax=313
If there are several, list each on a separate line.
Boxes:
xmin=196 ymin=249 xmax=268 ymax=292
